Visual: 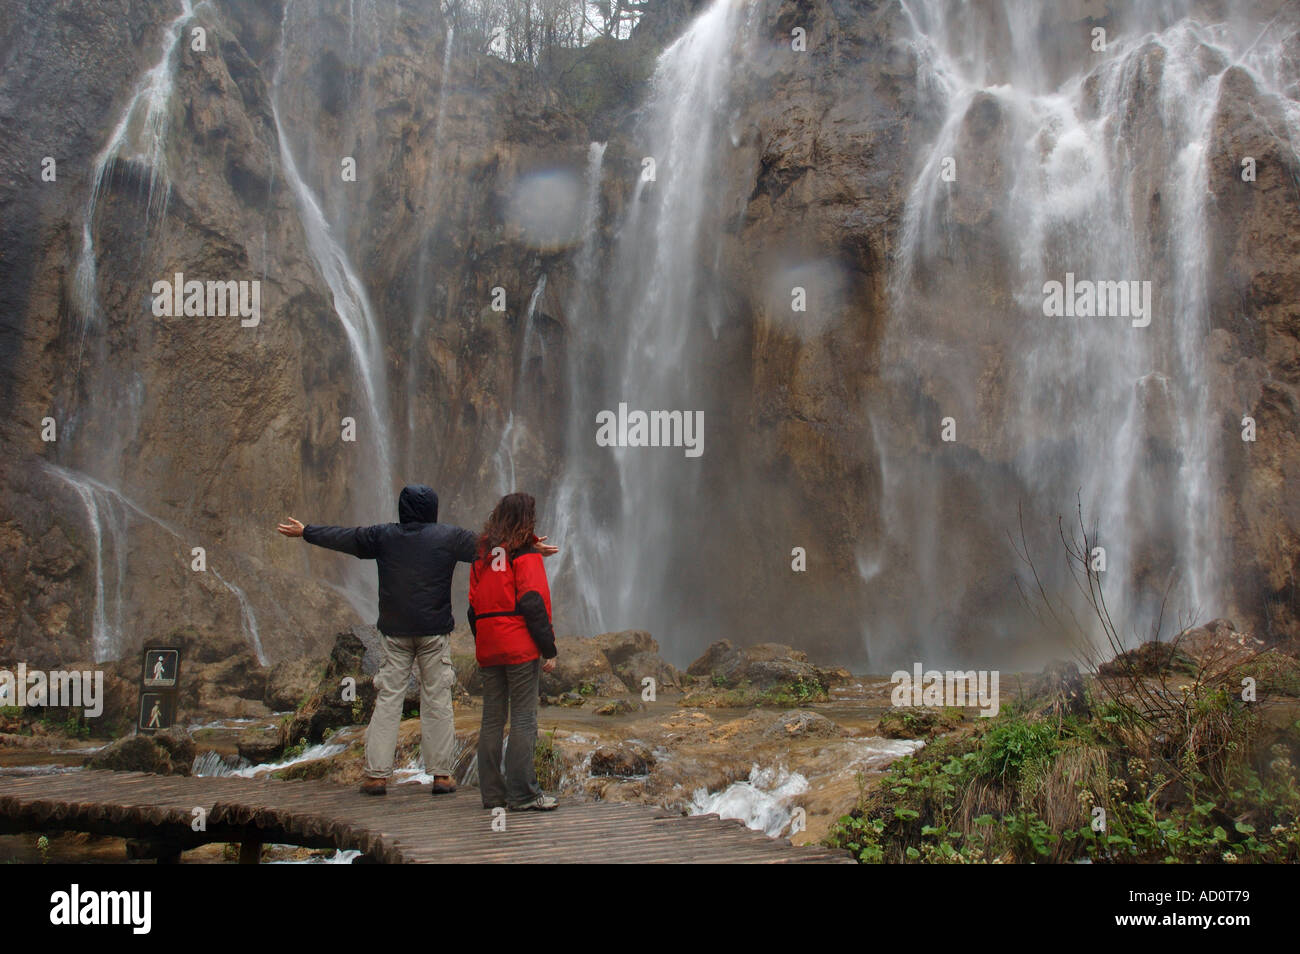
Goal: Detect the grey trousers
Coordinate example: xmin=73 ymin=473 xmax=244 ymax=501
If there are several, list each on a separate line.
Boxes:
xmin=478 ymin=659 xmax=543 ymax=808
xmin=365 ymin=634 xmax=455 ymax=779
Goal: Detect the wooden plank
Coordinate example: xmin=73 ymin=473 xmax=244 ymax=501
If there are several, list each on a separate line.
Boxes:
xmin=0 ymin=770 xmax=848 ymax=864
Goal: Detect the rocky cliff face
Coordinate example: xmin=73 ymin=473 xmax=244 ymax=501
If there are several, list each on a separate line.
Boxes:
xmin=0 ymin=0 xmax=1297 ymax=672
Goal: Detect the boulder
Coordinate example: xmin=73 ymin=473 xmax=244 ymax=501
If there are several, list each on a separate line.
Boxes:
xmin=686 ymin=640 xmax=846 ymax=691
xmin=87 ymin=728 xmax=196 ymax=775
xmin=764 ymin=709 xmax=843 ymax=739
xmin=540 ymin=635 xmax=620 ymax=697
xmin=593 ymin=630 xmax=682 ymax=692
xmin=535 ymin=631 xmax=681 ymax=698
xmin=876 ymin=708 xmax=959 ymax=740
xmin=264 ymin=656 xmax=323 ymax=712
xmin=593 ymin=699 xmax=642 ymax=716
xmin=590 ymin=743 xmax=656 ymax=778
xmin=1098 ymin=641 xmax=1197 ymax=678
xmin=236 ymin=725 xmax=284 ymax=764
xmin=281 ymin=631 xmax=377 ymax=747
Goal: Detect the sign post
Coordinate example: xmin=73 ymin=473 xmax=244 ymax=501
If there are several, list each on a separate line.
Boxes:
xmin=138 ymin=647 xmax=181 ymax=734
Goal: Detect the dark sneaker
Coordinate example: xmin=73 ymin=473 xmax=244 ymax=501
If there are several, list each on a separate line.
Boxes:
xmin=430 ymin=776 xmax=457 ymax=795
xmin=360 ymin=778 xmax=387 ymax=796
xmin=509 ymin=795 xmax=558 ymax=812
xmin=483 ymin=802 xmax=505 ymax=811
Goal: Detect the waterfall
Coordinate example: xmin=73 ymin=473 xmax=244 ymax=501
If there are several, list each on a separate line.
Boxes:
xmin=406 ymin=24 xmax=456 ymax=460
xmin=493 ymin=273 xmax=548 ymax=496
xmin=272 ymin=2 xmax=395 ymax=542
xmin=43 ymin=462 xmax=265 ymax=664
xmin=73 ymin=0 xmax=193 ymax=332
xmin=876 ymin=0 xmax=1300 ymax=661
xmin=555 ymin=0 xmax=749 ymax=656
xmin=49 ymin=469 xmax=128 ymax=662
xmin=549 ymin=142 xmax=608 ymax=633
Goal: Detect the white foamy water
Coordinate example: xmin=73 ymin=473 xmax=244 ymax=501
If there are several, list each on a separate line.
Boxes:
xmin=840 ymin=737 xmax=926 ymax=772
xmin=690 ymin=764 xmax=810 ymax=838
xmin=192 ymin=742 xmax=346 ymax=778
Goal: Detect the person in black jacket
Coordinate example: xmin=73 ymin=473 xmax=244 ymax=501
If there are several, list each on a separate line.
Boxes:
xmin=277 ymin=484 xmax=555 ymax=797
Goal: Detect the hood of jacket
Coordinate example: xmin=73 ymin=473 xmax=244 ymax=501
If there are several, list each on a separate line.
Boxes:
xmin=398 ymin=484 xmax=439 ymax=524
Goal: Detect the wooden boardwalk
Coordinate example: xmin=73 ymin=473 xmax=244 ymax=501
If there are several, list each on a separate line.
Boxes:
xmin=0 ymin=770 xmax=851 ymax=863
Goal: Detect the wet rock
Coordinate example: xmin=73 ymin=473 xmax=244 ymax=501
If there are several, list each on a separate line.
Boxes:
xmin=236 ymin=725 xmax=284 ymax=763
xmin=1098 ymin=641 xmax=1197 ymax=678
xmin=540 ymin=631 xmax=679 ymax=698
xmin=876 ymin=708 xmax=959 ymax=740
xmin=593 ymin=699 xmax=643 ymax=716
xmin=590 ymin=743 xmax=656 ymax=778
xmin=541 ymin=691 xmax=588 ymax=708
xmin=592 ymin=630 xmax=682 ymax=692
xmin=264 ymin=656 xmax=323 ymax=712
xmin=87 ymin=728 xmax=196 ymax=776
xmin=765 ymin=709 xmax=843 ymax=739
xmin=686 ymin=640 xmax=846 ymax=692
xmin=281 ymin=631 xmax=376 ymax=747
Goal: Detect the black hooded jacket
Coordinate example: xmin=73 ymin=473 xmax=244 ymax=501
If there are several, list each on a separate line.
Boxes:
xmin=302 ymin=485 xmax=478 ymax=637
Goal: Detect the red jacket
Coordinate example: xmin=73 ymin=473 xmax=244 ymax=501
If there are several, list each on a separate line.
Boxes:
xmin=468 ymin=548 xmax=557 ymax=667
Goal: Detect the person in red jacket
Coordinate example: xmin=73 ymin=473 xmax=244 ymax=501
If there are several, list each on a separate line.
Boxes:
xmin=468 ymin=492 xmax=558 ymax=812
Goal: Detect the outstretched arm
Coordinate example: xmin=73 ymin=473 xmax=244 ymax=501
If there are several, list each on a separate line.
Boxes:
xmin=532 ymin=534 xmax=558 ymax=558
xmin=278 ymin=517 xmax=381 ymax=559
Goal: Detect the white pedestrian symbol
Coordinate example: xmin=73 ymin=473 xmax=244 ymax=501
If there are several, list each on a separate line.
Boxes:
xmin=147 ymin=700 xmax=162 ymax=728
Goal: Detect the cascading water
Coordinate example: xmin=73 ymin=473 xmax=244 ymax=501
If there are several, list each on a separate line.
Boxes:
xmin=873 ymin=0 xmax=1300 ymax=663
xmin=548 ymin=141 xmax=609 ymax=634
xmin=553 ymin=0 xmax=750 ymax=658
xmin=494 ymin=274 xmax=548 ymax=496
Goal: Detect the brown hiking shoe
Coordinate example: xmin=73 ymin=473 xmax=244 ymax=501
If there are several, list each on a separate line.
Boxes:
xmin=359 ymin=778 xmax=387 ymax=796
xmin=430 ymin=776 xmax=457 ymax=795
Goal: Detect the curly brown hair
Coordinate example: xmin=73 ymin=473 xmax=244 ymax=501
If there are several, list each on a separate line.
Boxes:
xmin=478 ymin=492 xmax=537 ymax=561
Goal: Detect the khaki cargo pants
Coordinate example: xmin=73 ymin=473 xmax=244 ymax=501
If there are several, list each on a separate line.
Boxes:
xmin=365 ymin=634 xmax=456 ymax=779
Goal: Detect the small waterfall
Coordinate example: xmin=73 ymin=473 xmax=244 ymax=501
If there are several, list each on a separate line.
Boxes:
xmin=73 ymin=0 xmax=193 ymax=330
xmin=873 ymin=0 xmax=1300 ymax=660
xmin=493 ymin=273 xmax=548 ymax=496
xmin=43 ymin=462 xmax=264 ymax=663
xmin=47 ymin=468 xmax=129 ymax=661
xmin=193 ymin=742 xmax=345 ymax=778
xmin=519 ymin=273 xmax=548 ymax=378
